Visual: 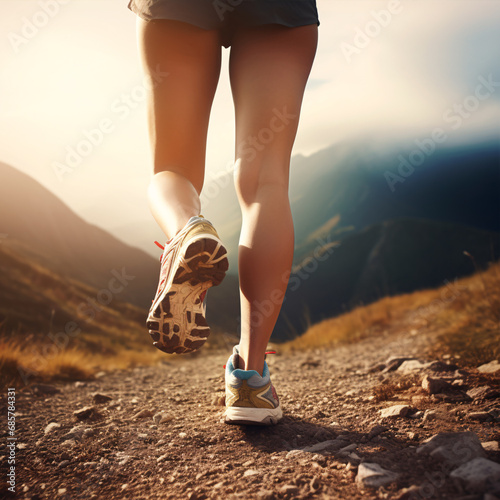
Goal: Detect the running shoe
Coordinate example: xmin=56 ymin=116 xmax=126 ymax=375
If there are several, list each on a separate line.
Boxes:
xmin=224 ymin=345 xmax=282 ymax=425
xmin=146 ymin=215 xmax=228 ymax=354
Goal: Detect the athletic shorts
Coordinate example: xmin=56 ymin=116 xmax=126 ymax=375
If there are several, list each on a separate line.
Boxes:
xmin=127 ymin=0 xmax=319 ymax=48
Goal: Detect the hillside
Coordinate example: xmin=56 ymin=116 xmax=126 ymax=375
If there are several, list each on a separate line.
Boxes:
xmin=0 ymin=161 xmax=160 ymax=310
xmin=0 ymin=241 xmax=167 ymax=387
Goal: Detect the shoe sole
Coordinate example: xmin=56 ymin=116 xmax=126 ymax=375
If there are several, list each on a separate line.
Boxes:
xmin=224 ymin=406 xmax=283 ymax=425
xmin=147 ymin=234 xmax=228 ymax=354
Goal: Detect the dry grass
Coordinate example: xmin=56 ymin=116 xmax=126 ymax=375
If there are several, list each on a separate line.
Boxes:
xmin=0 ymin=335 xmax=166 ymax=390
xmin=284 ymin=261 xmax=500 ymax=369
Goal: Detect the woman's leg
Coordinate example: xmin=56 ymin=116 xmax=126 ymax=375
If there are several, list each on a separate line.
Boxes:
xmin=136 ymin=18 xmax=222 ymax=240
xmin=229 ymin=24 xmax=318 ymax=374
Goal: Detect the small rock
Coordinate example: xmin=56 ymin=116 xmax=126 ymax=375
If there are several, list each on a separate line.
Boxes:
xmin=422 ymin=409 xmax=438 ymax=422
xmin=397 ymin=360 xmax=432 ymax=374
xmin=257 ymin=489 xmax=274 ymax=500
xmin=421 ymin=374 xmax=450 ymax=395
xmin=156 ymin=413 xmax=173 ymax=424
xmin=133 ymin=409 xmax=154 ymax=420
xmin=279 ymin=484 xmax=299 ymax=496
xmin=355 ymin=462 xmax=399 ymax=489
xmin=57 ymin=460 xmax=70 ymax=469
xmin=394 ymin=485 xmax=423 ymax=500
xmin=95 ymin=371 xmax=107 ymax=378
xmin=178 ymin=432 xmax=188 ymax=439
xmin=243 ymin=469 xmax=260 ymax=478
xmin=93 ymin=393 xmax=113 ymax=404
xmin=450 ymin=457 xmax=500 ymax=493
xmin=477 ymin=360 xmax=500 ymax=374
xmin=379 ymin=404 xmax=411 ymax=419
xmin=467 ymin=411 xmax=492 ymax=422
xmin=482 ymin=441 xmax=499 ymax=452
xmin=382 ymin=356 xmax=417 ymax=373
xmin=58 ymin=488 xmax=67 ymax=495
xmin=286 ymin=449 xmax=306 ymax=459
xmin=44 ymin=422 xmax=61 ymax=435
xmin=74 ymin=406 xmax=95 ymax=420
xmin=339 ymin=443 xmax=357 ymax=454
xmin=368 ymin=425 xmax=388 ymax=439
xmin=301 ymin=438 xmax=344 ymax=453
xmin=417 ymin=432 xmax=485 ymax=466
xmin=466 ymin=386 xmax=498 ymax=400
xmin=62 ymin=425 xmax=88 ymax=441
xmin=74 ymin=381 xmax=86 ymax=388
xmin=427 ymin=360 xmax=458 ymax=372
xmin=31 ymin=383 xmax=60 ymax=395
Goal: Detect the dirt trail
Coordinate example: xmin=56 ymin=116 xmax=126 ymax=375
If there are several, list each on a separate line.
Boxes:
xmin=2 ymin=327 xmax=499 ymax=500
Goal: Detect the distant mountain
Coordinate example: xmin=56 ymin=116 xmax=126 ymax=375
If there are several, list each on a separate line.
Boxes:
xmin=199 ymin=138 xmax=500 ymax=266
xmin=275 ymin=217 xmax=500 ymax=340
xmin=289 ymin=139 xmax=500 ymax=261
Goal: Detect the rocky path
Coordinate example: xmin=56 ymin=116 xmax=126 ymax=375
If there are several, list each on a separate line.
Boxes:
xmin=1 ymin=329 xmax=499 ymax=500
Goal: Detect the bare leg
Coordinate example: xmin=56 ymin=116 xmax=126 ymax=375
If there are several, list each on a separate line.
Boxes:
xmin=229 ymin=24 xmax=318 ymax=374
xmin=136 ymin=18 xmax=222 ymax=240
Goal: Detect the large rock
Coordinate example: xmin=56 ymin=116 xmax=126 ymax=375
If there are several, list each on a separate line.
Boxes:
xmin=477 ymin=360 xmax=500 ymax=374
xmin=355 ymin=462 xmax=399 ymax=489
xmin=417 ymin=432 xmax=485 ymax=467
xmin=450 ymin=458 xmax=500 ymax=493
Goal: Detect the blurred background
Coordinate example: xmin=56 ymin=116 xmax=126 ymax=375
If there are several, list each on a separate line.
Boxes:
xmin=1 ymin=0 xmax=499 ymax=386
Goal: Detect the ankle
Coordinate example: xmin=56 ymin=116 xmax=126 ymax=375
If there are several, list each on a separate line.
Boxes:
xmin=237 ymin=350 xmax=264 ymax=376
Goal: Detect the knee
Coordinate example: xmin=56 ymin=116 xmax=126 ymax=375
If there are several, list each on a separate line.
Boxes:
xmin=234 ymin=159 xmax=289 ymax=206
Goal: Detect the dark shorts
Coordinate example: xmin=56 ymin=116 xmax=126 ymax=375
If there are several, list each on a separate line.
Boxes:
xmin=127 ymin=0 xmax=319 ymax=48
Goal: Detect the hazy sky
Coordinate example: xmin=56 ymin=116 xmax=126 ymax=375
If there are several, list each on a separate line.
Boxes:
xmin=1 ymin=0 xmax=499 ymax=232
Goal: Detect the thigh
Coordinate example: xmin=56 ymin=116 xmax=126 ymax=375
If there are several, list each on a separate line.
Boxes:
xmin=137 ymin=18 xmax=222 ymax=192
xmin=229 ymin=24 xmax=318 ymax=190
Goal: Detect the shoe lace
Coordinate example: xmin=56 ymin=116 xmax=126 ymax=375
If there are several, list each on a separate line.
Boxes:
xmin=223 ymin=350 xmax=276 ymax=370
